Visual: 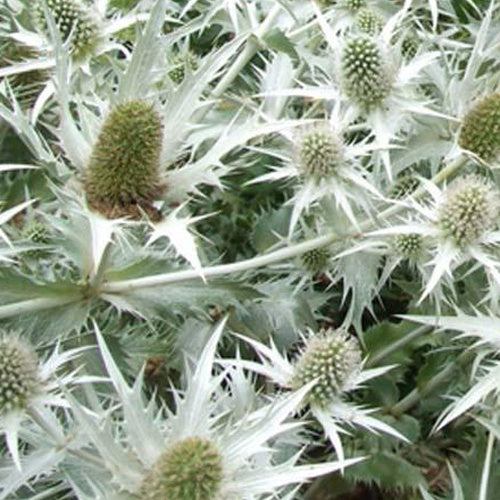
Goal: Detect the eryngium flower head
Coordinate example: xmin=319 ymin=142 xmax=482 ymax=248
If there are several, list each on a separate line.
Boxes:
xmin=389 ymin=173 xmax=420 ymax=199
xmin=168 ymin=52 xmax=199 ymax=85
xmin=341 ymin=36 xmax=392 ymax=110
xmin=401 ymin=36 xmax=418 ymax=59
xmin=459 ymin=93 xmax=500 ymax=164
xmin=85 ymin=100 xmax=164 ymax=219
xmin=140 ymin=437 xmax=223 ymax=500
xmin=355 ymin=8 xmax=384 ymax=35
xmin=291 ymin=329 xmax=362 ymax=407
xmin=296 ymin=125 xmax=343 ymax=180
xmin=393 ymin=233 xmax=423 ymax=259
xmin=342 ymin=0 xmax=367 ymax=11
xmin=0 ymin=39 xmax=47 ymax=107
xmin=437 ymin=175 xmax=500 ymax=248
xmin=0 ymin=337 xmax=39 ymax=414
xmin=300 ymin=247 xmax=330 ymax=273
xmin=33 ymin=0 xmax=98 ymax=60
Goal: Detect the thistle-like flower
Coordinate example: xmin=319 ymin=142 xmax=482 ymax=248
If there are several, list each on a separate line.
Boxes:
xmin=291 ymin=329 xmax=362 ymax=407
xmin=233 ymin=328 xmax=406 ymax=464
xmin=65 ymin=321 xmax=358 ymax=498
xmin=437 ymin=175 xmax=499 ymax=248
xmin=300 ymin=246 xmax=331 ymax=274
xmin=342 ymin=0 xmax=367 ymax=11
xmin=33 ymin=0 xmax=99 ymax=60
xmin=393 ymin=233 xmax=423 ymax=260
xmin=84 ymin=100 xmax=164 ymax=219
xmin=458 ymin=93 xmax=500 ymax=165
xmin=168 ymin=51 xmax=199 ymax=85
xmin=0 ymin=337 xmax=39 ymax=415
xmin=368 ymin=174 xmax=500 ymax=302
xmin=355 ymin=8 xmax=384 ymax=36
xmin=296 ymin=125 xmax=343 ymax=181
xmin=341 ymin=36 xmax=393 ymax=111
xmin=251 ymin=115 xmax=379 ymax=233
xmin=0 ymin=333 xmax=87 ymax=469
xmin=388 ymin=173 xmax=420 ymax=199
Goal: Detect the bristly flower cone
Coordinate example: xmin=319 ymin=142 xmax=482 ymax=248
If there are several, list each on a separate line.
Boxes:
xmin=85 ymin=100 xmax=165 ymax=220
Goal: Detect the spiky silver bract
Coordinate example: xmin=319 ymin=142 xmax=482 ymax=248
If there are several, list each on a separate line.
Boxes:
xmin=0 ymin=337 xmax=39 ymax=414
xmin=459 ymin=93 xmax=500 ymax=164
xmin=341 ymin=36 xmax=392 ymax=110
xmin=33 ymin=0 xmax=98 ymax=60
xmin=437 ymin=175 xmax=500 ymax=248
xmin=296 ymin=125 xmax=343 ymax=180
xmin=85 ymin=100 xmax=164 ymax=219
xmin=355 ymin=8 xmax=384 ymax=36
xmin=140 ymin=437 xmax=223 ymax=500
xmin=291 ymin=329 xmax=362 ymax=407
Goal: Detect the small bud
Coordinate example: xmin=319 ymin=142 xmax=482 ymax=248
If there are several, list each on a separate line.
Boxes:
xmin=393 ymin=233 xmax=423 ymax=259
xmin=33 ymin=0 xmax=98 ymax=60
xmin=0 ymin=337 xmax=39 ymax=414
xmin=355 ymin=8 xmax=384 ymax=36
xmin=389 ymin=174 xmax=420 ymax=199
xmin=140 ymin=437 xmax=223 ymax=500
xmin=341 ymin=36 xmax=392 ymax=110
xmin=342 ymin=0 xmax=367 ymax=11
xmin=300 ymin=247 xmax=331 ymax=274
xmin=85 ymin=100 xmax=164 ymax=219
xmin=168 ymin=52 xmax=199 ymax=85
xmin=459 ymin=93 xmax=500 ymax=164
xmin=296 ymin=125 xmax=343 ymax=180
xmin=437 ymin=175 xmax=500 ymax=248
xmin=291 ymin=329 xmax=362 ymax=407
xmin=401 ymin=36 xmax=419 ymax=60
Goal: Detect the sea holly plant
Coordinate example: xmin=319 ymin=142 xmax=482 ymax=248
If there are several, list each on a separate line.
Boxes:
xmin=1 ymin=0 xmax=500 ymax=498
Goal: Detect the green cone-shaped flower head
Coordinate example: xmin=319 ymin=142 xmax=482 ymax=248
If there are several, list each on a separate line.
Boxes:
xmin=291 ymin=329 xmax=362 ymax=407
xmin=140 ymin=437 xmax=224 ymax=500
xmin=85 ymin=100 xmax=164 ymax=219
xmin=300 ymin=247 xmax=331 ymax=274
xmin=437 ymin=175 xmax=500 ymax=248
xmin=355 ymin=8 xmax=384 ymax=36
xmin=401 ymin=36 xmax=418 ymax=60
xmin=459 ymin=93 xmax=500 ymax=164
xmin=296 ymin=125 xmax=343 ymax=180
xmin=393 ymin=233 xmax=423 ymax=259
xmin=168 ymin=51 xmax=199 ymax=85
xmin=0 ymin=337 xmax=39 ymax=414
xmin=341 ymin=36 xmax=392 ymax=110
xmin=33 ymin=0 xmax=98 ymax=60
xmin=389 ymin=173 xmax=420 ymax=199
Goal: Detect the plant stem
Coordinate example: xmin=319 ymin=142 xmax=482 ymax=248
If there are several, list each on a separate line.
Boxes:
xmin=390 ymin=349 xmax=474 ymax=415
xmin=101 ymin=156 xmax=466 ymax=294
xmin=0 ymin=296 xmax=79 ymax=319
xmin=366 ymin=325 xmax=432 ymax=368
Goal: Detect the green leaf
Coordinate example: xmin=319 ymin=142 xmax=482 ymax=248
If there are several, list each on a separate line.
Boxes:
xmin=262 ymin=28 xmax=298 ymax=61
xmin=345 ymin=451 xmax=425 ymax=490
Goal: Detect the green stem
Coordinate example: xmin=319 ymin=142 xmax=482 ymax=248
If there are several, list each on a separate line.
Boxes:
xmin=101 ymin=156 xmax=466 ymax=295
xmin=391 ymin=349 xmax=474 ymax=416
xmin=366 ymin=325 xmax=432 ymax=368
